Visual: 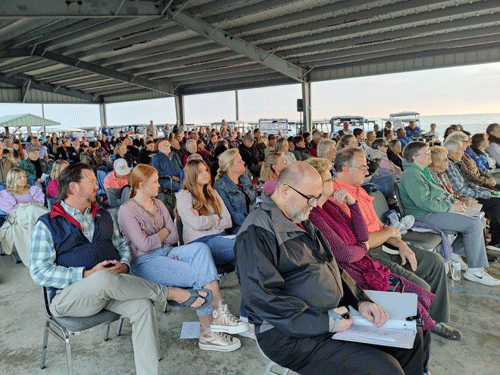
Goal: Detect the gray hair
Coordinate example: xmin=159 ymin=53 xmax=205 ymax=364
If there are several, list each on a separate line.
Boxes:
xmin=445 ymin=131 xmax=467 ymax=142
xmin=443 ymin=140 xmax=462 ymax=152
xmin=402 ymin=141 xmax=426 ymax=162
xmin=334 ymin=147 xmax=364 ymax=173
xmin=317 ymin=139 xmax=336 ymax=158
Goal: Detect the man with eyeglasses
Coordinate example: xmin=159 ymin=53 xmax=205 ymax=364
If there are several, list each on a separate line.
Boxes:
xmin=234 ymin=161 xmax=424 ymax=375
xmin=333 ymin=147 xmax=461 ymax=341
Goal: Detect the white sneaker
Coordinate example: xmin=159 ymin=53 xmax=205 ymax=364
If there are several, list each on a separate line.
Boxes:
xmin=211 ymin=301 xmax=250 ymax=334
xmin=451 ymin=253 xmax=468 ymax=271
xmin=486 ymin=243 xmax=500 ymax=252
xmin=464 ymin=268 xmax=500 ymax=286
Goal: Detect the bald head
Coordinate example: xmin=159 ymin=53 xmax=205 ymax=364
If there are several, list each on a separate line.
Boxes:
xmin=273 ymin=162 xmax=323 ymax=223
xmin=276 ymin=161 xmax=322 ymax=191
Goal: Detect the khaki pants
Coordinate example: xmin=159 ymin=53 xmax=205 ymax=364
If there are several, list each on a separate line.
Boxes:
xmin=51 ymin=270 xmax=169 ymax=375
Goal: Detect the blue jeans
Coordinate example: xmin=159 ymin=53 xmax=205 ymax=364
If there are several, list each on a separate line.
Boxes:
xmin=130 ymin=244 xmax=220 ymax=316
xmin=196 ymin=233 xmax=235 ymax=272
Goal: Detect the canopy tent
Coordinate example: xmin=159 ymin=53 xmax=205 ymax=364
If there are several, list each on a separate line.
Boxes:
xmin=0 ymin=113 xmax=60 ymax=135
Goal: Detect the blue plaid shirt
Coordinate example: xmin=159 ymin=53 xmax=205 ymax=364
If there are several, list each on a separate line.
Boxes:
xmin=29 ymin=201 xmax=131 ymax=289
xmin=445 ymin=159 xmax=491 ymax=199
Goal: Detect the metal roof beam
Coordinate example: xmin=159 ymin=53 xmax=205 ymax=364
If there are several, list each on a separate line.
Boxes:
xmin=57 ymin=18 xmax=170 ymax=55
xmin=0 ymin=0 xmax=162 ymax=18
xmin=146 ymin=56 xmax=252 ymax=78
xmin=166 ymin=7 xmax=305 ymax=82
xmin=24 ymin=47 xmax=175 ymax=96
xmin=3 ymin=60 xmax=54 ymax=77
xmin=238 ymin=0 xmax=500 ymax=45
xmin=0 ymin=72 xmax=100 ymax=102
xmin=0 ymin=19 xmax=60 ymax=45
xmin=100 ymin=0 xmax=491 ymax=71
xmin=299 ymin=27 xmax=500 ymax=67
xmin=28 ymin=19 xmax=123 ymax=50
xmin=273 ymin=14 xmax=500 ymax=59
xmin=309 ymin=42 xmax=500 ymax=82
xmin=181 ymin=74 xmax=294 ymax=96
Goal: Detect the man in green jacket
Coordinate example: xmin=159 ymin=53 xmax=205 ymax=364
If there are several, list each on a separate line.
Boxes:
xmin=19 ymin=146 xmax=51 ymax=188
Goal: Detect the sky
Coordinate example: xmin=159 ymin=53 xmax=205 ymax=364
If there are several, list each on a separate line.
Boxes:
xmin=1 ymin=61 xmax=499 ymax=128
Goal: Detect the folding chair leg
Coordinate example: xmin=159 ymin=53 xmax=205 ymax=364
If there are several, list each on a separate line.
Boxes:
xmin=40 ymin=324 xmax=49 ymax=369
xmin=104 ymin=323 xmax=111 ymax=341
xmin=65 ymin=339 xmax=73 ymax=375
xmin=11 ymin=250 xmax=22 ymax=263
xmin=163 ymin=301 xmax=168 ymax=313
xmin=116 ymin=317 xmax=124 ymax=337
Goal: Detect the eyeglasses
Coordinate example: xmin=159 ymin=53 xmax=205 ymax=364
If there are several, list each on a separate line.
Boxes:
xmin=285 ymin=184 xmax=322 ymax=205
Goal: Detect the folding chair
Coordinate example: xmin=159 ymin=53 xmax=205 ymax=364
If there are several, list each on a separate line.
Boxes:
xmin=369 ymin=188 xmax=442 ymax=251
xmin=40 ymin=287 xmax=124 ymax=375
xmin=256 ymin=341 xmax=291 ymax=375
xmin=393 ymin=181 xmax=458 ymax=245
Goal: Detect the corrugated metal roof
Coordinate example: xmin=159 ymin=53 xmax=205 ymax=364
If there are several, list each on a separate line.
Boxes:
xmin=0 ymin=0 xmax=499 ymax=104
xmin=0 ymin=114 xmax=61 ymax=126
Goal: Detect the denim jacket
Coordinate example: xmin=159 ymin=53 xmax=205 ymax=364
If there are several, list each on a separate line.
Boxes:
xmin=213 ymin=174 xmax=257 ymax=234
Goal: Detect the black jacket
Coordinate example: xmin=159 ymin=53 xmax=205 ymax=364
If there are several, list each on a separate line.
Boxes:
xmin=234 ymin=194 xmax=370 ymax=337
xmin=239 ymin=143 xmax=262 ymax=178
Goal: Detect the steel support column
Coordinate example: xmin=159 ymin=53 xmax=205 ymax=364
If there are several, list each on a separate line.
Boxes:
xmin=175 ymin=94 xmax=185 ymax=127
xmin=99 ymin=102 xmax=107 ymax=128
xmin=301 ymin=81 xmax=312 ymax=133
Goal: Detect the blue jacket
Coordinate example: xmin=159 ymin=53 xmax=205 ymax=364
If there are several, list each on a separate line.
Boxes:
xmin=213 ymin=174 xmax=257 ymax=234
xmin=152 ymin=151 xmax=182 ymax=182
xmin=465 ymin=147 xmax=488 ymax=172
xmin=397 ymin=136 xmax=412 ymax=149
xmin=404 ymin=126 xmax=422 ymax=138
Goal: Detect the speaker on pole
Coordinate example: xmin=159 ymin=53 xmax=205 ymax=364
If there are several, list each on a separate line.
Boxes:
xmin=297 ymin=99 xmax=303 ymax=112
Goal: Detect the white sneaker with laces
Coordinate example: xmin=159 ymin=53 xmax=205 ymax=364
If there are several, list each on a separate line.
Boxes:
xmin=464 ymin=268 xmax=500 ymax=286
xmin=486 ymin=243 xmax=500 ymax=252
xmin=211 ymin=301 xmax=250 ymax=334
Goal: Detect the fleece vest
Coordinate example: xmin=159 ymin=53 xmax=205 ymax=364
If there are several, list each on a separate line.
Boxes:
xmin=38 ymin=202 xmax=120 ymax=300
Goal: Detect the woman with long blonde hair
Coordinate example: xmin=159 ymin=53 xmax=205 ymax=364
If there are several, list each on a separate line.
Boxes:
xmin=260 ymin=152 xmax=287 ymax=196
xmin=213 ymin=149 xmax=257 ymax=234
xmin=176 ymin=159 xmax=234 ymax=270
xmin=0 ymin=168 xmax=44 ymax=214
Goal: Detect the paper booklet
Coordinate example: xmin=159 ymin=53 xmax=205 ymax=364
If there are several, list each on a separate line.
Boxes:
xmin=332 ymin=290 xmax=418 ymax=349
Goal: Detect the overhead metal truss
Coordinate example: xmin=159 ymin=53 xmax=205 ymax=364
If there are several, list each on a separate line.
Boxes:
xmin=0 ymin=0 xmax=499 ymax=104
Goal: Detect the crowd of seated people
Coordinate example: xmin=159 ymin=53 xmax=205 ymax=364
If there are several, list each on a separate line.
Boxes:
xmin=0 ymin=119 xmax=494 ymax=374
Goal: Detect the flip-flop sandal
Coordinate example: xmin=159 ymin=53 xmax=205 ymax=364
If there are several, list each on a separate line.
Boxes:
xmin=169 ymin=288 xmax=213 ymax=310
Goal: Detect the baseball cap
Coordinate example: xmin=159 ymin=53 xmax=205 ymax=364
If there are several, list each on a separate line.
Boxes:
xmin=113 ymin=158 xmax=131 ymax=176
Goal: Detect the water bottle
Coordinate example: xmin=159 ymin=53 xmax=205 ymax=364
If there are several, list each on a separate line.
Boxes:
xmin=451 ymin=259 xmax=461 ymax=281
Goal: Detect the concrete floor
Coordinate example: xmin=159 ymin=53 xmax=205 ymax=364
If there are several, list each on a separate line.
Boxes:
xmin=0 ymin=252 xmax=499 ymax=375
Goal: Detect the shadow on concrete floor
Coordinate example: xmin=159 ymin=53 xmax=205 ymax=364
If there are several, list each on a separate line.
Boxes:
xmin=0 ymin=252 xmax=499 ymax=375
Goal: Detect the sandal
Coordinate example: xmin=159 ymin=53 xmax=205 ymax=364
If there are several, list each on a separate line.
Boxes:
xmin=169 ymin=288 xmax=213 ymax=310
